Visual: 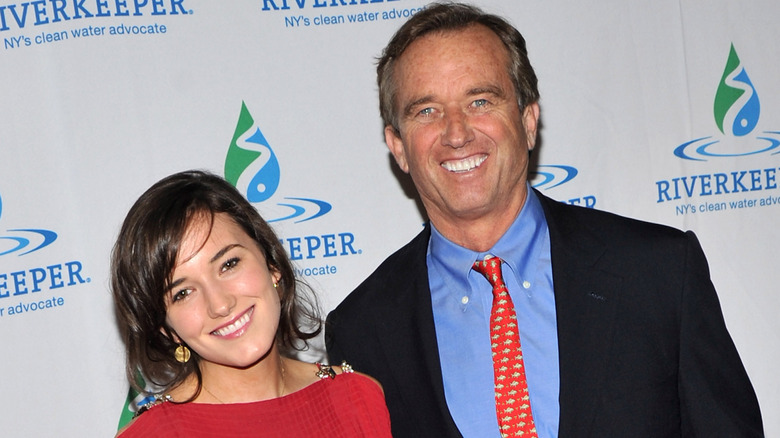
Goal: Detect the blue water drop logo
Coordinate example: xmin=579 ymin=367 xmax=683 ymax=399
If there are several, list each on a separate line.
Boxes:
xmin=241 ymin=127 xmax=281 ymax=203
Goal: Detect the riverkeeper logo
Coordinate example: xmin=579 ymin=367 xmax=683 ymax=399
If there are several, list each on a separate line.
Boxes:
xmin=261 ymin=0 xmax=403 ymax=10
xmin=258 ymin=0 xmax=424 ymax=30
xmin=672 ymin=44 xmax=780 ymax=162
xmin=655 ymin=44 xmax=780 ymax=216
xmin=225 ymin=101 xmax=361 ymax=273
xmin=1 ymin=0 xmax=190 ymax=51
xmin=0 ymin=188 xmax=90 ymax=319
xmin=530 ymin=164 xmax=596 ymax=208
xmin=226 ymin=101 xmax=333 ymax=224
xmin=0 ymin=0 xmax=189 ymax=31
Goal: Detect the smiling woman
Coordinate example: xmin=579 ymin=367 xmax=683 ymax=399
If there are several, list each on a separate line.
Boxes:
xmin=111 ymin=170 xmax=391 ymax=437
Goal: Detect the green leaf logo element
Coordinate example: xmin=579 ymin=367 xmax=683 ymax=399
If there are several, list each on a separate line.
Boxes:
xmin=225 ymin=101 xmax=262 ymax=186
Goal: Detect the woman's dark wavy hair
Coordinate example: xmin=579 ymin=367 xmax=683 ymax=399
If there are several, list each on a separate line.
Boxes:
xmin=377 ymin=2 xmax=540 ymax=133
xmin=111 ymin=170 xmax=321 ymax=399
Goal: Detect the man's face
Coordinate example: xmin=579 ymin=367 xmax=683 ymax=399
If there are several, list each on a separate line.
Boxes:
xmin=386 ymin=25 xmax=539 ymax=231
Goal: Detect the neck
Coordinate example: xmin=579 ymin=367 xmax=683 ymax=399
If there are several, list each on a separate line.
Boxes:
xmin=429 ymin=191 xmax=527 ymax=252
xmin=196 ymin=352 xmax=287 ymax=404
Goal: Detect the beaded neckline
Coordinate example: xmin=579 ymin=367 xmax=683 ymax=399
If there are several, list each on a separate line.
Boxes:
xmin=133 ymin=361 xmax=354 ymax=418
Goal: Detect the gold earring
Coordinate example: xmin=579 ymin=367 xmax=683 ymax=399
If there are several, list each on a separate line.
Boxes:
xmin=174 ymin=344 xmax=191 ymax=363
xmin=273 ymin=282 xmax=278 ymax=288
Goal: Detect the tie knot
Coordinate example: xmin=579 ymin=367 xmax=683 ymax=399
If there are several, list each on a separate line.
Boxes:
xmin=473 ymin=256 xmax=504 ymax=287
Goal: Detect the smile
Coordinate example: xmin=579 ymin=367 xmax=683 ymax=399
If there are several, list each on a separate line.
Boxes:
xmin=211 ymin=306 xmax=254 ymax=337
xmin=441 ymin=154 xmax=487 ymax=173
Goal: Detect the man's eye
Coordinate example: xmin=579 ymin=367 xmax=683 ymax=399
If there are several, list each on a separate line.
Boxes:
xmin=473 ymin=99 xmax=488 ymax=107
xmin=418 ymin=107 xmax=434 ymax=116
xmin=221 ymin=257 xmax=240 ymax=272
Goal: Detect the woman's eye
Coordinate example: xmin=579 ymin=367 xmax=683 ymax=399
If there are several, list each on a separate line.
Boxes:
xmin=221 ymin=257 xmax=240 ymax=272
xmin=172 ymin=289 xmax=191 ymax=302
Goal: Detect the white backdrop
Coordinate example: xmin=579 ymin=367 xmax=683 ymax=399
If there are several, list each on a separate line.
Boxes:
xmin=1 ymin=0 xmax=777 ymax=436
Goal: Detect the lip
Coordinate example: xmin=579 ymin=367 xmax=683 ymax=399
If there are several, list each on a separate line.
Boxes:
xmin=210 ymin=306 xmax=254 ymax=339
xmin=441 ymin=154 xmax=487 ymax=173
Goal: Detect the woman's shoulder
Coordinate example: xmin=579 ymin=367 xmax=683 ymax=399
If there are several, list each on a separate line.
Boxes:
xmin=115 ymin=398 xmax=175 ymax=437
xmin=116 ymin=396 xmax=225 ymax=438
xmin=325 ymin=361 xmax=384 ymax=394
xmin=315 ymin=361 xmax=392 ymax=435
xmin=284 ymin=358 xmax=384 ymax=396
xmin=271 ymin=359 xmax=392 ymax=436
xmin=313 ymin=361 xmax=387 ymax=406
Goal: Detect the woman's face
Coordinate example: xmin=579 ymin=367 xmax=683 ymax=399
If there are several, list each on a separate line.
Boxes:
xmin=164 ymin=213 xmax=281 ymax=372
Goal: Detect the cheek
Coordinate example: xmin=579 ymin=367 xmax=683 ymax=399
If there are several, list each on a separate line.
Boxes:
xmin=402 ymin=130 xmax=437 ymax=163
xmin=483 ymin=120 xmax=527 ymax=153
xmin=165 ymin=307 xmax=201 ymax=337
xmin=257 ymin=276 xmax=282 ymax=312
xmin=271 ymin=289 xmax=283 ymax=315
xmin=474 ymin=114 xmax=515 ymax=136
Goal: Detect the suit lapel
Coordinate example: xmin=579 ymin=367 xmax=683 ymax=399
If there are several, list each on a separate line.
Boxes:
xmin=375 ymin=227 xmax=462 ymax=436
xmin=537 ymin=192 xmax=622 ymax=436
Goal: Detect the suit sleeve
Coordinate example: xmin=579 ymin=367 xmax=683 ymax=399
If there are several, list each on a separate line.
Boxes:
xmin=678 ymin=231 xmax=763 ymax=437
xmin=325 ymin=311 xmax=347 ymax=366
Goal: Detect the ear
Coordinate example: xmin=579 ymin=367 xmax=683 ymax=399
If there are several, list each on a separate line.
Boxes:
xmin=522 ymin=102 xmax=540 ymax=151
xmin=161 ymin=326 xmax=181 ymax=343
xmin=385 ymin=125 xmax=410 ymax=174
xmin=270 ymin=269 xmax=283 ymax=298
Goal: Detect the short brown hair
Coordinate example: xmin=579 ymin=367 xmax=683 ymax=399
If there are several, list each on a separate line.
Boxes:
xmin=377 ymin=2 xmax=539 ymax=132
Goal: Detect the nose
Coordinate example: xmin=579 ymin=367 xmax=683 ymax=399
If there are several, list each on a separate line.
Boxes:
xmin=204 ymin=285 xmax=236 ymax=318
xmin=441 ymin=110 xmax=474 ymax=149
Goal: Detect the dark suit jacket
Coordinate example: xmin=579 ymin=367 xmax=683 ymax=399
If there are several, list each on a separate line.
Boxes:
xmin=326 ymin=191 xmax=763 ymax=437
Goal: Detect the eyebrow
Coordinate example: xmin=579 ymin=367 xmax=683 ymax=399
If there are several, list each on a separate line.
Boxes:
xmin=210 ymin=243 xmax=241 ymax=264
xmin=167 ymin=243 xmax=243 ymax=291
xmin=467 ymin=85 xmax=507 ymax=98
xmin=402 ymin=95 xmax=434 ymax=117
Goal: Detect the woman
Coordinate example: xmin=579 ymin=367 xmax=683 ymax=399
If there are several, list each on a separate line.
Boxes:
xmin=112 ymin=170 xmax=391 ymax=437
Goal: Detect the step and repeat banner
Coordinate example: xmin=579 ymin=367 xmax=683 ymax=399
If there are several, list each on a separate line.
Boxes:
xmin=1 ymin=0 xmax=777 ymax=435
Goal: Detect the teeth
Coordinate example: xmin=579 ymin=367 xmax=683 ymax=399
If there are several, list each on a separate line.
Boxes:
xmin=212 ymin=308 xmax=253 ymax=336
xmin=441 ymin=155 xmax=486 ymax=172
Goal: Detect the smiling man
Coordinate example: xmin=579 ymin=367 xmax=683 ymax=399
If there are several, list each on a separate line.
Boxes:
xmin=326 ymin=3 xmax=763 ymax=438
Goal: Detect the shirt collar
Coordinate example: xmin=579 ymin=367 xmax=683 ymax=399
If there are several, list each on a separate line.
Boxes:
xmin=428 ymin=186 xmax=548 ymax=294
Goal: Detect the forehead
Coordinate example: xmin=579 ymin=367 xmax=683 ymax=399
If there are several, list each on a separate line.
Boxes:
xmin=394 ymin=25 xmax=511 ymax=94
xmin=177 ymin=213 xmax=245 ymax=263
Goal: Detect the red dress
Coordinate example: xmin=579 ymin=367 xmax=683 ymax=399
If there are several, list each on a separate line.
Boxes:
xmin=118 ymin=371 xmax=391 ymax=437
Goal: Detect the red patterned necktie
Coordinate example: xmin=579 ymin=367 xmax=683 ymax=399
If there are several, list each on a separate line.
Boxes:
xmin=473 ymin=256 xmax=538 ymax=438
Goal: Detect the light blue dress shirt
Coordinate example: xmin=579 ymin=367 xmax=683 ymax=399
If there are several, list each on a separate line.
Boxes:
xmin=428 ymin=187 xmax=560 ymax=438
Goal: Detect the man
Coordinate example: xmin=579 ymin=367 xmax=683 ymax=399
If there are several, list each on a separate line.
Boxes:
xmin=326 ymin=3 xmax=763 ymax=437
